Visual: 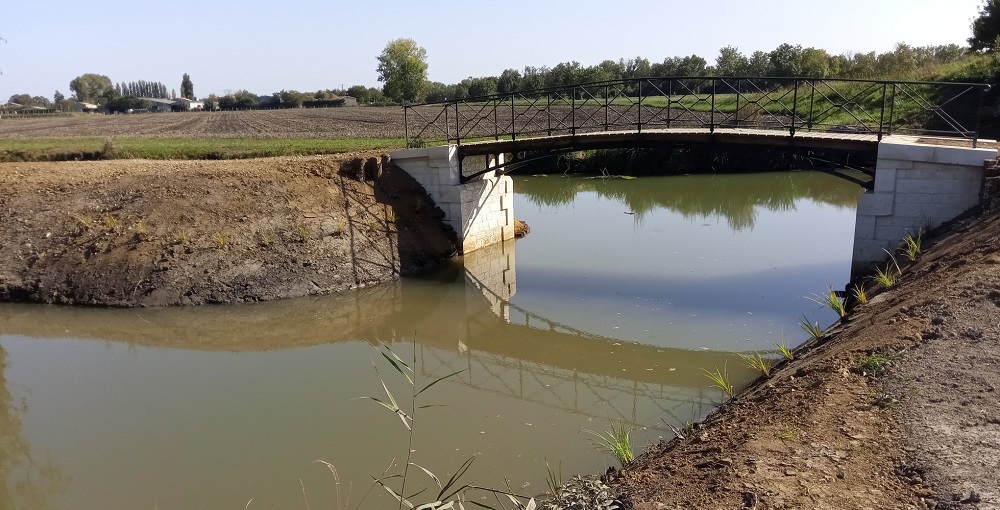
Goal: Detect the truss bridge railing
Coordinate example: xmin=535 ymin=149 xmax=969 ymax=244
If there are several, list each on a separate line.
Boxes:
xmin=417 ymin=344 xmax=718 ymax=432
xmin=403 ymin=77 xmax=990 ymax=150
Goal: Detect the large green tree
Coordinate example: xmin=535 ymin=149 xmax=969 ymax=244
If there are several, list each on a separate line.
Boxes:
xmin=181 ymin=73 xmax=194 ymax=99
xmin=970 ymin=0 xmax=1000 ymax=51
xmin=376 ymin=38 xmax=428 ymax=102
xmin=69 ymin=73 xmax=113 ymax=103
xmin=7 ymin=94 xmax=32 ymax=105
xmin=715 ymin=46 xmax=749 ymax=76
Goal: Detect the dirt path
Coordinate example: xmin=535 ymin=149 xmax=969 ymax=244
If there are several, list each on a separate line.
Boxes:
xmin=611 ymin=203 xmax=1000 ymax=509
xmin=0 ymin=154 xmax=456 ymax=306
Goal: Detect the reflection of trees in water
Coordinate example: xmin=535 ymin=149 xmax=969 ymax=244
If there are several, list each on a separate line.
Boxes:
xmin=0 ymin=346 xmax=65 ymax=510
xmin=519 ymin=172 xmax=863 ymax=231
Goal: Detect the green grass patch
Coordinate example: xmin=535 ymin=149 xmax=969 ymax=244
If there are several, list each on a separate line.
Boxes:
xmin=857 ymin=350 xmax=906 ymax=377
xmin=0 ymin=137 xmax=406 ymax=162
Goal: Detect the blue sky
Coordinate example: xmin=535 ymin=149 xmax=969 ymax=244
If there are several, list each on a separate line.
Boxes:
xmin=0 ymin=0 xmax=986 ymax=100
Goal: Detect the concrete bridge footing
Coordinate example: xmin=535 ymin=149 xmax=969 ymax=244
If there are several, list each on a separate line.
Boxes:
xmin=390 ymin=146 xmax=514 ymax=254
xmin=852 ymin=139 xmax=997 ymax=274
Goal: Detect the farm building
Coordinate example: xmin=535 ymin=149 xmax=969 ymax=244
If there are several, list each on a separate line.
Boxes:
xmin=142 ymin=97 xmax=205 ymax=112
xmin=146 ymin=98 xmax=176 ymax=113
xmin=176 ymin=98 xmax=205 ymax=110
xmin=1 ymin=102 xmax=58 ymax=115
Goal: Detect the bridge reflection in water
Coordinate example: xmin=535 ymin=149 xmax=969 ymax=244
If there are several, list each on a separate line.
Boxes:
xmin=0 ymin=237 xmax=763 ymax=509
xmin=0 ymin=237 xmax=749 ymax=431
xmin=0 ymin=169 xmax=865 ymax=509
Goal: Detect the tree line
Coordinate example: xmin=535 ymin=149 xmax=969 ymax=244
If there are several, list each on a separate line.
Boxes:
xmin=375 ymin=3 xmax=1000 ymax=103
xmin=378 ymin=41 xmax=969 ymax=104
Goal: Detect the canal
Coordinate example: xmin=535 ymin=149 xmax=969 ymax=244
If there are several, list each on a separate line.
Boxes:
xmin=0 ymin=171 xmax=862 ymax=510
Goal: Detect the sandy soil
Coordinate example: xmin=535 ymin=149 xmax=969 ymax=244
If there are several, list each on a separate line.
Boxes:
xmin=0 ymin=154 xmax=456 ymax=306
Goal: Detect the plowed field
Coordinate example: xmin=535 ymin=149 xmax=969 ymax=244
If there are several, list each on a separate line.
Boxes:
xmin=0 ymin=107 xmax=408 ymax=139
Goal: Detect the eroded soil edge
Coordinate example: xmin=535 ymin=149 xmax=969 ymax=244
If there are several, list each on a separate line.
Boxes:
xmin=0 ymin=154 xmax=457 ymax=306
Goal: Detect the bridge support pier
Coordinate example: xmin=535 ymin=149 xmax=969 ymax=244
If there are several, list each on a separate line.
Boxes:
xmin=390 ymin=146 xmax=515 ymax=253
xmin=852 ymin=139 xmax=996 ymax=274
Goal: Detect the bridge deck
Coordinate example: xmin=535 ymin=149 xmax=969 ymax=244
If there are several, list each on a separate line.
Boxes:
xmin=458 ymin=128 xmax=882 ymax=156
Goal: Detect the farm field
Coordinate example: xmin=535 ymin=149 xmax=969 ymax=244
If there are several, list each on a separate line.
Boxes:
xmin=0 ymin=108 xmax=412 ymax=160
xmin=0 ymin=107 xmax=409 ymax=139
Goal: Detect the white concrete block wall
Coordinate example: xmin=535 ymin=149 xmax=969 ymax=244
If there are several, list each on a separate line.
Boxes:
xmin=852 ymin=139 xmax=994 ymax=272
xmin=390 ymin=146 xmax=515 ymax=254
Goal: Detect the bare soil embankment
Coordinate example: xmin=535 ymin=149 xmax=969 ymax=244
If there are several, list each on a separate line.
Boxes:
xmin=0 ymin=154 xmax=457 ymax=306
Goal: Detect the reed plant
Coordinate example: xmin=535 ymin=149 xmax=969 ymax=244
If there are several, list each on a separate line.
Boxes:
xmin=807 ymin=288 xmax=846 ymax=317
xmin=774 ymin=341 xmax=794 ymax=360
xmin=871 ymin=265 xmax=898 ymax=287
xmin=337 ymin=343 xmax=536 ymax=510
xmin=851 ymin=284 xmax=869 ymax=305
xmin=903 ymin=229 xmax=923 ymax=262
xmin=739 ymin=352 xmax=773 ymax=377
xmin=584 ymin=421 xmax=635 ymax=466
xmin=799 ymin=316 xmax=823 ymax=341
xmin=870 ymin=251 xmax=902 ymax=288
xmin=544 ymin=459 xmax=563 ymax=497
xmin=702 ymin=365 xmax=735 ymax=398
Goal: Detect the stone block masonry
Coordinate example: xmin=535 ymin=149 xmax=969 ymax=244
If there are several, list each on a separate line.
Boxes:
xmin=852 ymin=139 xmax=996 ymax=274
xmin=389 ymin=146 xmax=515 ymax=254
xmin=463 ymin=240 xmax=516 ymax=321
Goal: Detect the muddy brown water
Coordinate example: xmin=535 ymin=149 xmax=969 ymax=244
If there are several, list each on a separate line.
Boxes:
xmin=0 ymin=171 xmax=862 ymax=510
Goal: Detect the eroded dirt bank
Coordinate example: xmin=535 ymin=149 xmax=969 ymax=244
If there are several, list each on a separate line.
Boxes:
xmin=0 ymin=154 xmax=457 ymax=306
xmin=611 ymin=204 xmax=1000 ymax=509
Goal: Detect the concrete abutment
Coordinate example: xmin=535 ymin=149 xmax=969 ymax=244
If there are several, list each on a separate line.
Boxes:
xmin=852 ymin=139 xmax=996 ymax=274
xmin=390 ymin=146 xmax=514 ymax=254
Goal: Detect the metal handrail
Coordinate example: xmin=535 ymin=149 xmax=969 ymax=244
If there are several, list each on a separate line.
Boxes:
xmin=403 ymin=77 xmax=991 ymax=148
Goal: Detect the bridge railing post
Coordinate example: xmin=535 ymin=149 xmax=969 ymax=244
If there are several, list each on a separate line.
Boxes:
xmin=571 ymin=87 xmax=576 ymax=136
xmin=511 ymin=92 xmax=516 ymax=142
xmin=878 ymin=83 xmax=888 ymax=141
xmin=974 ymin=86 xmax=986 ymax=148
xmin=887 ymin=83 xmax=896 ymax=137
xmin=710 ymin=78 xmax=716 ymax=133
xmin=667 ymin=79 xmax=672 ymax=130
xmin=604 ymin=84 xmax=609 ymax=132
xmin=807 ymin=80 xmax=816 ymax=132
xmin=790 ymin=79 xmax=799 ymax=136
xmin=637 ymin=79 xmax=643 ymax=134
xmin=547 ymin=92 xmax=552 ymax=136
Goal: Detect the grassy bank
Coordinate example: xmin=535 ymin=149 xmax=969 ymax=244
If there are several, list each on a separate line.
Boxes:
xmin=0 ymin=137 xmax=407 ymax=162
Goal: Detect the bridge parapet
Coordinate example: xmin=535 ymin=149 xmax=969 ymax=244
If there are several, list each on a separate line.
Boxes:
xmin=853 ymin=138 xmax=997 ymax=273
xmin=390 ymin=146 xmax=514 ymax=253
